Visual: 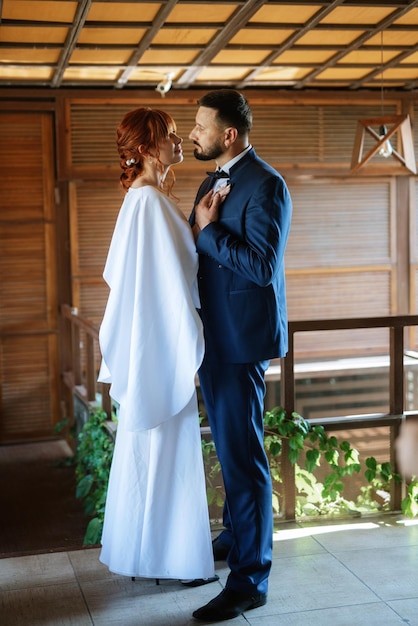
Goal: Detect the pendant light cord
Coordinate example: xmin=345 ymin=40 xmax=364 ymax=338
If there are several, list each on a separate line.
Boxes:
xmin=380 ymin=31 xmax=384 ymax=117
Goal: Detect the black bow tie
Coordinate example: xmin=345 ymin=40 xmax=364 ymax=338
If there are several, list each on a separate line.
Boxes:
xmin=206 ymin=169 xmax=229 ymax=179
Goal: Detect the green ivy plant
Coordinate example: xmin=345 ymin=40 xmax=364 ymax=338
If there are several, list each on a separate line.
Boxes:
xmin=263 ymin=406 xmax=406 ymax=518
xmin=201 ymin=438 xmax=225 ymax=511
xmin=75 ymin=405 xmax=417 ymax=544
xmin=402 ymin=480 xmax=418 ymax=517
xmin=75 ymin=407 xmax=115 ymax=545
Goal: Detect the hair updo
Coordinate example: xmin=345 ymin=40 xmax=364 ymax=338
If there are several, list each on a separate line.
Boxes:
xmin=116 ymin=107 xmax=177 ymax=193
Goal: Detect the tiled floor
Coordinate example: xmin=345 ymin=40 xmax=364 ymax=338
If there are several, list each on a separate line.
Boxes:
xmin=1 ymin=514 xmax=418 ymax=625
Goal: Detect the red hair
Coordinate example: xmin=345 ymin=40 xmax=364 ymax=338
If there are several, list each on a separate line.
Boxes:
xmin=116 ymin=107 xmax=176 ymax=194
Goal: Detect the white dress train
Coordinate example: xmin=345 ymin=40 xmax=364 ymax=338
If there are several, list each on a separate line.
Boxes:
xmin=100 ymin=395 xmax=213 ymax=579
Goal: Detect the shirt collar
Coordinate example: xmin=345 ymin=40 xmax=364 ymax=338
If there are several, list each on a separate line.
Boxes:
xmin=217 ymin=144 xmax=252 ymax=175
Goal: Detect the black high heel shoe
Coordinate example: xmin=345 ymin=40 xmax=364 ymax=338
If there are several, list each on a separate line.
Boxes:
xmin=181 ymin=575 xmax=219 ymax=587
xmin=131 ymin=576 xmax=218 ymax=587
xmin=131 ymin=577 xmax=160 ymax=585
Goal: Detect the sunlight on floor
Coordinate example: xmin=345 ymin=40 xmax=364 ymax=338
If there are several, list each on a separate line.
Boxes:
xmin=396 ymin=518 xmax=418 ymax=527
xmin=273 ymin=521 xmax=379 ymax=541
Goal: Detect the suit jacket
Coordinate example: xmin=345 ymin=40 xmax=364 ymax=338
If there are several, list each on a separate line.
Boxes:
xmin=190 ymin=147 xmax=292 ymax=363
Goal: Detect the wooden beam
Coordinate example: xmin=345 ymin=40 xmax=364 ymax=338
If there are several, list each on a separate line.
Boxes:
xmin=114 ymin=0 xmax=180 ymax=89
xmin=177 ymin=0 xmax=267 ymax=87
xmin=51 ymin=0 xmax=92 ymax=89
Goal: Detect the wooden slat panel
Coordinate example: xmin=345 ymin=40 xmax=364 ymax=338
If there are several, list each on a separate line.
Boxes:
xmin=79 ymin=281 xmax=109 ymax=330
xmin=0 ymin=223 xmax=48 ymax=330
xmin=0 ymin=335 xmax=57 ymax=441
xmin=72 ymin=182 xmax=122 ymax=276
xmin=69 ymin=103 xmax=129 ymax=166
xmin=295 ymin=375 xmax=391 ymax=419
xmin=68 ymin=101 xmax=401 ymax=172
xmin=0 ymin=115 xmax=45 ymax=220
xmin=292 ymin=326 xmax=389 ymax=361
xmin=68 ymin=101 xmax=201 ymax=169
xmin=252 ymin=104 xmax=398 ymax=164
xmin=0 ymin=111 xmax=59 ymax=442
xmin=284 ymin=177 xmax=395 ymax=357
xmin=286 ymin=179 xmax=394 ymax=268
xmin=287 ymin=271 xmax=392 ymax=320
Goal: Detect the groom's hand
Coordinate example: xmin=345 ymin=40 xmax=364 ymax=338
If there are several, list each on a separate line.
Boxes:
xmin=194 ymin=184 xmax=231 ymax=232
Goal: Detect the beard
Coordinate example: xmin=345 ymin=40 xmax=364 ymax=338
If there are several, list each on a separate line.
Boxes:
xmin=192 ymin=138 xmax=224 ymax=161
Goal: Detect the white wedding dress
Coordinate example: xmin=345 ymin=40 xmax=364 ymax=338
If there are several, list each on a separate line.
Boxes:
xmin=98 ymin=186 xmax=214 ymax=579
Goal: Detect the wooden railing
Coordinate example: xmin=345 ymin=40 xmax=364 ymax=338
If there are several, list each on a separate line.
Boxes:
xmin=61 ymin=304 xmax=111 ymax=421
xmin=280 ymin=315 xmax=418 ymax=518
xmin=60 ymin=305 xmax=418 ymax=519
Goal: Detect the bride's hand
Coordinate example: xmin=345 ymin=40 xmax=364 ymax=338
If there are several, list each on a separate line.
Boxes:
xmin=215 ymin=183 xmax=231 ymax=203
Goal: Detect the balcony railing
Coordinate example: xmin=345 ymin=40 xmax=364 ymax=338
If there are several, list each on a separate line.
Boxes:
xmin=61 ymin=304 xmax=112 ymax=422
xmin=278 ymin=315 xmax=418 ymax=518
xmin=61 ymin=305 xmax=418 ymax=519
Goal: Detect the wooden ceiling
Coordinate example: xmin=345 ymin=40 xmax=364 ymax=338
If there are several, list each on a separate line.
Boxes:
xmin=1 ymin=0 xmax=418 ymax=92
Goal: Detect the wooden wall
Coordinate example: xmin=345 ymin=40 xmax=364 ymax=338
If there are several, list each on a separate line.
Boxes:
xmin=0 ymin=110 xmax=59 ymax=441
xmin=0 ymin=88 xmax=417 ymax=441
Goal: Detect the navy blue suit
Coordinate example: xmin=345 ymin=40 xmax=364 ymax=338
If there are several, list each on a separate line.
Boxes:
xmin=190 ymin=148 xmax=292 ymax=595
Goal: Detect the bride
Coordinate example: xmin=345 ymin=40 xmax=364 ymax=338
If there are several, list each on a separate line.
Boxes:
xmin=98 ymin=107 xmax=228 ymax=581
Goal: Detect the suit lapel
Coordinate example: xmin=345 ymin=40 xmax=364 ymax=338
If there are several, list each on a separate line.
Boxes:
xmin=189 ymin=149 xmax=256 ymax=225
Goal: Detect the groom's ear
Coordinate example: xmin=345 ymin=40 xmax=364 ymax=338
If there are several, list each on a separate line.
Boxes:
xmin=223 ymin=127 xmax=238 ymax=148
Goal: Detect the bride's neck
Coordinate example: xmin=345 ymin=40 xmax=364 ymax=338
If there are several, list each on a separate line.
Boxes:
xmin=131 ymin=164 xmax=169 ymax=189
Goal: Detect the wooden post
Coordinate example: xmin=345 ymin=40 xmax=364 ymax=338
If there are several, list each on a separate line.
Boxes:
xmin=390 ymin=324 xmax=404 ymax=510
xmin=281 ymin=330 xmax=296 ymax=520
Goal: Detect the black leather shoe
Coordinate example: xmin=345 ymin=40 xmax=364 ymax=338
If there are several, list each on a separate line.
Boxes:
xmin=192 ymin=588 xmax=267 ymax=622
xmin=212 ymin=536 xmax=230 ymax=561
xmin=181 ymin=575 xmax=219 ymax=587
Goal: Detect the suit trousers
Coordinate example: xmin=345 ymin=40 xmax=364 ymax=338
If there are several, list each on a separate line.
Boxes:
xmin=198 ymin=352 xmax=273 ymax=595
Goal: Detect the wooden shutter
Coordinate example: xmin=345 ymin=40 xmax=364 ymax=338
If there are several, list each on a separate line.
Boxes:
xmin=69 ymin=180 xmax=121 ymax=325
xmin=285 ymin=177 xmax=396 ymax=358
xmin=0 ymin=112 xmax=59 ymax=442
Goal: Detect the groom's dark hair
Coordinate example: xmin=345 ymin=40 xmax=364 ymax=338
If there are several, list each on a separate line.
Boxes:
xmin=198 ymin=89 xmax=252 ymax=136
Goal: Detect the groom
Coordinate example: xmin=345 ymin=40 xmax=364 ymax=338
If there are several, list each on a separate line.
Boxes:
xmin=189 ymin=89 xmax=293 ymax=622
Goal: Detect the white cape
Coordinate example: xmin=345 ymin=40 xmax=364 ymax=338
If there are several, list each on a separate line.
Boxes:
xmin=98 ymin=186 xmax=213 ymax=579
xmin=98 ymin=186 xmax=203 ymax=432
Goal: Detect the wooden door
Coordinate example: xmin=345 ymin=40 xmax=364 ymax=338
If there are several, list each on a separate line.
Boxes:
xmin=0 ymin=112 xmax=59 ymax=442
